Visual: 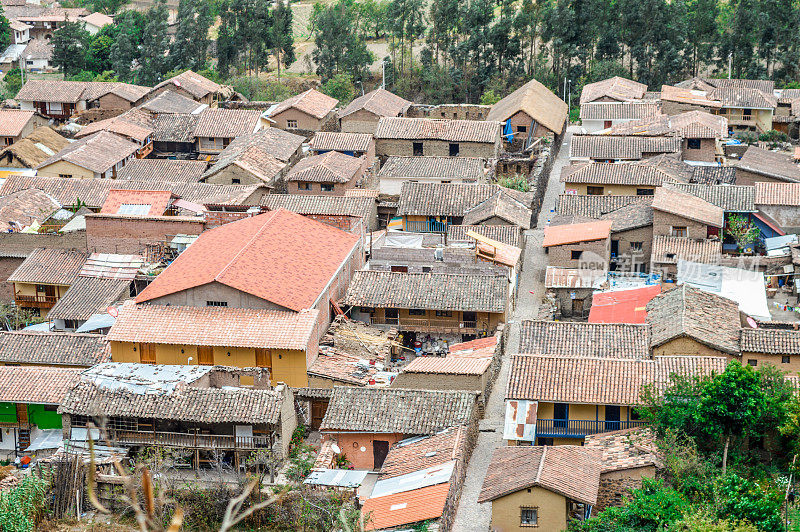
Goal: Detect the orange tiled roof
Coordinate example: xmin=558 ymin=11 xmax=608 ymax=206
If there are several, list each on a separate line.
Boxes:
xmin=100 ymin=189 xmax=175 ymax=216
xmin=542 ymin=220 xmax=612 ymax=247
xmin=403 ymin=356 xmax=491 ymax=375
xmin=0 ymin=365 xmax=81 ymax=404
xmin=448 ymin=336 xmax=498 ymax=358
xmin=362 ymin=483 xmax=450 ymax=531
xmin=135 ymin=209 xmax=359 ymax=312
xmin=107 ymin=301 xmax=318 ymax=350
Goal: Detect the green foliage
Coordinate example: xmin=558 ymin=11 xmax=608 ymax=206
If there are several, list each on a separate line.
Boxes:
xmin=668 ymin=508 xmax=759 ymax=532
xmin=571 ymin=478 xmax=689 ymax=532
xmin=725 ymin=213 xmax=761 ymax=252
xmin=0 ymin=473 xmax=49 ymax=532
xmin=736 ymin=131 xmax=759 ymax=145
xmin=286 ymin=426 xmax=315 ymax=482
xmin=321 ymin=73 xmax=356 ymax=105
xmin=479 ymin=89 xmax=501 ymax=106
xmin=2 ymin=68 xmax=22 ymax=99
xmin=229 ymin=76 xmax=297 ymax=101
xmin=310 ymin=0 xmax=374 ymax=82
xmin=0 ymin=6 xmax=10 ymax=52
xmin=137 ymin=0 xmax=170 ymax=85
xmin=498 ymin=174 xmax=530 ymax=192
xmin=51 ymin=20 xmax=91 ymax=76
xmin=66 ymin=70 xmax=97 ymax=82
xmin=171 ymin=0 xmax=213 ymax=72
xmin=717 ymin=474 xmax=784 ymax=531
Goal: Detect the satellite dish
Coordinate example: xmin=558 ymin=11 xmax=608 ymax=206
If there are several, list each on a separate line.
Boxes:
xmin=746 ymin=316 xmax=758 ymax=329
xmin=331 ymin=444 xmax=341 ymax=454
xmin=106 ymin=306 xmax=118 ymax=317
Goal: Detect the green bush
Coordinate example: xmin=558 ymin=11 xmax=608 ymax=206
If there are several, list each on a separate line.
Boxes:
xmin=498 ymin=174 xmax=530 ymax=192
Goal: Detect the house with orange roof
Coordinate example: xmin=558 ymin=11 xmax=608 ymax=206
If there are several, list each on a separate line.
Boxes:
xmin=543 ymin=219 xmax=612 ymax=272
xmin=108 ymin=209 xmax=364 ymax=386
xmin=266 ymin=89 xmax=339 ymax=134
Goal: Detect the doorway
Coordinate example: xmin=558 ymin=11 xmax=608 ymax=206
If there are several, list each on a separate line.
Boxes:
xmin=605 ymin=405 xmax=621 ymax=431
xmin=373 ymin=440 xmax=390 ymax=469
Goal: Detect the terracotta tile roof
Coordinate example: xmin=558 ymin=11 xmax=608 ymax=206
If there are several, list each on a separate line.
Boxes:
xmin=345 ymin=188 xmax=379 ymax=198
xmin=0 ymin=331 xmax=110 ymax=366
xmin=80 ymin=12 xmax=113 ymax=27
xmin=606 ymin=110 xmax=727 ymax=139
xmin=710 ymin=87 xmax=777 ymax=109
xmin=76 ymin=110 xmax=153 ymax=143
xmin=581 ymin=77 xmax=647 ymax=104
xmin=402 ymin=356 xmax=491 ymax=375
xmin=152 ymin=70 xmax=228 ymax=100
xmin=580 ymin=102 xmax=661 ymax=121
xmin=556 ymin=194 xmax=654 ymax=218
xmin=306 ymin=349 xmax=379 ymax=385
xmin=271 ymin=88 xmax=338 ymax=119
xmin=571 ymin=135 xmax=681 ymax=160
xmin=0 ymin=109 xmax=34 ymax=137
xmin=478 ymin=446 xmax=602 ymax=504
xmin=599 ymin=201 xmax=653 ymax=232
xmin=741 ymin=328 xmax=800 ymax=354
xmin=646 ymin=284 xmax=741 ymax=354
xmin=736 ymin=146 xmax=800 ymax=183
xmin=0 ymin=187 xmax=60 ymax=232
xmin=462 ymin=190 xmax=533 ymax=229
xmin=8 ymin=247 xmax=89 ymax=285
xmin=37 ymin=131 xmax=139 ymax=174
xmin=448 ymin=335 xmax=498 ymax=358
xmin=320 ymin=387 xmax=475 ymax=433
xmin=691 ymin=166 xmax=737 ymax=185
xmin=584 ymin=428 xmax=660 ymax=473
xmin=669 ymin=183 xmax=755 ymax=212
xmin=286 ymin=151 xmax=363 ymax=183
xmin=108 ymin=301 xmax=318 ymax=350
xmin=447 ymin=225 xmax=521 ymax=247
xmin=397 ymin=182 xmax=532 ymax=218
xmin=343 ymin=270 xmax=509 ymax=313
xmin=60 ymin=379 xmax=284 ymax=425
xmin=506 ymin=354 xmax=728 ymax=405
xmin=193 ymin=109 xmax=261 ymax=138
xmin=650 ymin=235 xmax=722 ymax=266
xmin=634 ymin=154 xmax=696 ymax=181
xmin=118 ymin=159 xmax=207 ymax=183
xmin=544 ymin=266 xmax=607 ymax=289
xmin=362 ymin=483 xmax=450 ymax=531
xmin=380 ymin=425 xmax=468 ymax=478
xmin=339 ymin=88 xmax=411 ymax=119
xmin=588 ymin=285 xmax=662 ymax=324
xmin=136 ymin=210 xmax=359 ymax=312
xmin=16 ymin=80 xmax=90 ymax=103
xmin=755 ymin=182 xmax=800 ymax=206
xmin=0 ymin=126 xmax=70 ymax=168
xmin=310 ymin=131 xmax=373 ymax=153
xmin=0 ymin=366 xmax=81 ymax=404
xmin=0 ymin=175 xmax=266 ymax=208
xmin=700 ymin=78 xmax=775 ymax=93
xmin=561 ymin=161 xmax=687 ymax=187
xmin=542 ymin=219 xmax=612 ymax=247
xmin=152 ymin=113 xmax=199 ymax=143
xmin=261 ymin=194 xmax=375 ymax=219
xmin=660 ymin=85 xmax=722 ymax=108
xmin=519 ymin=321 xmax=650 ymax=359
xmin=652 ymin=186 xmax=724 ymax=227
xmin=101 ymin=189 xmax=175 ymax=216
xmin=201 ymin=128 xmax=305 ymax=183
xmin=138 ymin=90 xmax=205 ymax=114
xmin=375 ymin=117 xmax=501 ymax=143
xmin=486 ymin=78 xmax=568 ymax=134
xmin=48 ymin=277 xmax=130 ymax=321
xmin=379 ymin=156 xmax=485 ymax=181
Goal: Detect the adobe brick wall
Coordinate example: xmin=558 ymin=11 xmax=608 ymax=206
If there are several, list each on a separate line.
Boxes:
xmin=0 ymin=230 xmax=87 ymax=256
xmin=546 ymin=237 xmax=610 ymax=269
xmin=0 ymin=257 xmax=24 ymax=302
xmin=661 ymin=101 xmax=712 ymax=116
xmin=376 ymin=138 xmax=500 ymax=161
xmin=74 ymin=108 xmax=126 ymax=125
xmin=613 ymin=225 xmax=653 ymax=272
xmin=407 ymin=103 xmax=491 ymax=121
xmin=735 ymin=168 xmax=785 ymax=187
xmin=682 ymin=137 xmax=716 ymax=163
xmin=652 ymin=210 xmax=707 ymax=239
xmin=203 ymin=210 xmax=262 ymax=229
xmin=85 ymin=215 xmax=205 ymax=254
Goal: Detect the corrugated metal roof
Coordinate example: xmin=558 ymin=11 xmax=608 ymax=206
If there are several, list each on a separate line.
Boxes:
xmin=503 ymin=399 xmax=537 ymax=442
xmin=370 ymin=461 xmax=455 ymax=498
xmin=304 ymin=469 xmax=368 ymax=488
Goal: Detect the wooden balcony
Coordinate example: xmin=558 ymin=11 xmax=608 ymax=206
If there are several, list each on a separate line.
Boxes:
xmin=111 ymin=429 xmax=271 ymax=451
xmin=370 ymin=316 xmax=478 ymax=334
xmin=136 ymin=141 xmax=154 ymax=159
xmin=404 ymin=219 xmax=448 ymax=233
xmin=14 ymin=293 xmax=57 ymax=309
xmin=536 ymin=418 xmax=650 ymax=438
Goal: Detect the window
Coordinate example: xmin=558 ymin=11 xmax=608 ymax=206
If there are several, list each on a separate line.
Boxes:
xmin=449 ymin=143 xmax=460 ymax=156
xmin=413 ymin=142 xmax=424 ymax=156
xmin=206 ymin=301 xmax=228 ymax=307
xmin=520 ymin=507 xmax=538 ymax=527
xmin=321 ymin=183 xmax=334 ymax=192
xmin=553 ymin=403 xmax=568 ymax=428
xmin=687 ymin=138 xmax=702 ymax=150
xmin=453 ymin=113 xmax=457 ymax=119
xmin=435 ymin=310 xmax=453 ymax=317
xmin=536 ymin=437 xmax=553 ymax=446
xmin=571 ymin=250 xmax=583 ymax=260
xmin=409 ymin=309 xmax=425 ymax=316
xmin=671 ymin=226 xmax=688 ymax=238
xmin=748 ymin=359 xmax=757 ymax=367
xmin=287 ymin=119 xmax=298 ymax=128
xmin=783 ymin=356 xmax=791 ymax=364
xmin=360 ymin=307 xmax=375 ymax=314
xmin=232 ymin=178 xmax=241 ymax=184
xmin=587 ymin=186 xmax=604 ymax=195
xmin=44 ymin=405 xmax=58 ymax=412
xmin=517 ymin=125 xmax=527 ymax=133
xmin=422 ymin=267 xmax=432 ymax=273
xmin=298 ymin=182 xmax=312 ymax=190
xmin=636 ymin=188 xmax=654 ymax=196
xmin=222 ymin=138 xmax=231 ymax=148
xmin=138 ymin=343 xmax=156 ymax=364
xmin=743 ymin=108 xmax=752 ymax=116
xmin=630 ymin=242 xmax=643 ymax=251
xmin=58 ymin=174 xmax=72 ymax=178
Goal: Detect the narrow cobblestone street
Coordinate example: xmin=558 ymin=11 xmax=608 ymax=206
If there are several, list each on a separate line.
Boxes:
xmin=450 ymin=127 xmax=575 ymax=531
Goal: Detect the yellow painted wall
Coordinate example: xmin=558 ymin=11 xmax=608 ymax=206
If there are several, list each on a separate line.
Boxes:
xmin=110 ymin=341 xmax=309 ymax=387
xmin=538 ymin=402 xmax=633 ymax=421
xmin=562 ymin=183 xmax=656 ymax=195
xmin=490 ymin=486 xmax=568 ymax=532
xmin=652 ymin=336 xmax=729 ymax=358
xmin=37 ymin=160 xmax=96 ymax=179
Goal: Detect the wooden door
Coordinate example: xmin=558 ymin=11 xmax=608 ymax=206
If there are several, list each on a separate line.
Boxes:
xmin=373 ymin=440 xmax=390 ymax=469
xmin=15 ymin=403 xmax=27 ymax=424
xmin=139 ymin=343 xmax=156 ymax=364
xmin=255 ymin=349 xmax=272 ymax=371
xmin=198 ymin=346 xmax=214 ymax=365
xmin=310 ymin=400 xmax=328 ymax=430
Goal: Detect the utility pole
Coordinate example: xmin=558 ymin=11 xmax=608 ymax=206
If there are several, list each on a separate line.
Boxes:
xmin=728 ymin=53 xmax=733 ymax=79
xmin=381 ymin=58 xmax=386 ymax=90
xmin=563 ymin=77 xmax=567 ymax=101
xmin=568 ymin=79 xmax=572 ymax=112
